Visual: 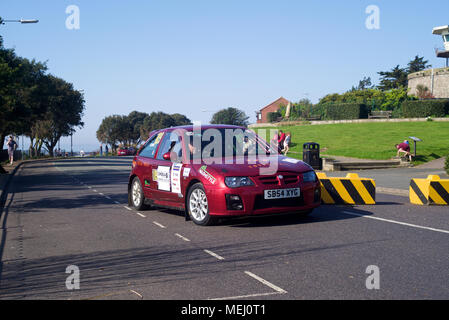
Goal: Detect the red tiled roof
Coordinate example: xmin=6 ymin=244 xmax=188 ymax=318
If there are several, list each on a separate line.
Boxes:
xmin=259 ymin=97 xmax=291 ymax=112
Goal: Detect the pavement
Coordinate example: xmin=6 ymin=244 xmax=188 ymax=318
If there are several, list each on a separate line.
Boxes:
xmin=0 ymin=157 xmax=448 ymax=300
xmin=319 ymin=157 xmax=448 ymax=195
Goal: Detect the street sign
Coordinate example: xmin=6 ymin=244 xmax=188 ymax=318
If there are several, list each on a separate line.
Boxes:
xmin=408 ymin=137 xmax=423 ymax=157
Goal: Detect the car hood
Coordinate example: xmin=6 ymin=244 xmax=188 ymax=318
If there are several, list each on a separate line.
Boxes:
xmin=192 ymin=156 xmax=313 ymax=176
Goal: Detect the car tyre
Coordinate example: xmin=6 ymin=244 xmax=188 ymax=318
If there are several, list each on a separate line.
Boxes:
xmin=187 ymin=183 xmax=216 ymax=226
xmin=130 ymin=177 xmax=148 ymax=211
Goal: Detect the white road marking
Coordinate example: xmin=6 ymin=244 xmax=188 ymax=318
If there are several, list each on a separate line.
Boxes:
xmin=87 ymin=186 xmax=92 ymax=189
xmin=129 ymin=290 xmax=143 ymax=299
xmin=175 ymin=233 xmax=191 ymax=242
xmin=136 ymin=212 xmax=146 ymax=218
xmin=105 ymin=196 xmax=111 ymax=200
xmin=123 ymin=206 xmax=133 ymax=211
xmin=244 ymin=271 xmax=287 ymax=294
xmin=99 ymin=193 xmax=104 ymax=196
xmin=114 ymin=201 xmax=120 ymax=204
xmin=153 ymin=221 xmax=167 ymax=229
xmin=342 ymin=211 xmax=449 ymax=235
xmin=204 ymin=250 xmax=225 ymax=261
xmin=93 ymin=190 xmax=98 ymax=193
xmin=210 ymin=291 xmax=283 ymax=301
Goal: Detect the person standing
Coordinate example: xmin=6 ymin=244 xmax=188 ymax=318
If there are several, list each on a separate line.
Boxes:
xmin=7 ymin=136 xmax=18 ymax=165
xmin=105 ymin=145 xmax=109 ymax=157
xmin=100 ymin=145 xmax=103 ymax=157
xmin=278 ymin=130 xmax=286 ymax=153
xmin=282 ymin=132 xmax=291 ymax=155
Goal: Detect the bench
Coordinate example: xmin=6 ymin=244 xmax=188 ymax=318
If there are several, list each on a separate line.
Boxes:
xmin=368 ymin=111 xmax=392 ymax=119
xmin=305 ymin=116 xmax=322 ymax=121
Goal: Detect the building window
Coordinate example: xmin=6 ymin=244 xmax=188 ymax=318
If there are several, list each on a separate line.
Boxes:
xmin=444 ymin=35 xmax=449 ymax=42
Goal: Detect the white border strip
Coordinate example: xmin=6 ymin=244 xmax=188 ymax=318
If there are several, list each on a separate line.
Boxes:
xmin=153 ymin=221 xmax=167 ymax=229
xmin=209 ymin=291 xmax=282 ymax=301
xmin=244 ymin=271 xmax=287 ymax=294
xmin=343 ymin=211 xmax=449 ymax=234
xmin=175 ymin=233 xmax=191 ymax=242
xmin=204 ymin=250 xmax=225 ymax=261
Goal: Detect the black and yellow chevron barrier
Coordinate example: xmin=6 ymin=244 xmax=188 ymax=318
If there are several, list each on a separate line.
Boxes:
xmin=410 ymin=175 xmax=449 ymax=205
xmin=317 ymin=173 xmax=376 ymax=205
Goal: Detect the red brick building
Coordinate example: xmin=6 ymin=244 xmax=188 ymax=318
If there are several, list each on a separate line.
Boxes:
xmin=256 ymin=97 xmax=291 ymax=124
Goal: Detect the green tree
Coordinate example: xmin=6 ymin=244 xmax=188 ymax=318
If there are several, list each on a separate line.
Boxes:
xmin=97 ymin=115 xmax=129 ymax=151
xmin=351 ymin=76 xmax=373 ymax=91
xmin=0 ymin=42 xmax=47 ymax=148
xmin=377 ymin=65 xmax=408 ymax=90
xmin=126 ymin=111 xmax=149 ymax=145
xmin=407 ymin=56 xmax=431 ymax=74
xmin=210 ymin=107 xmax=249 ymax=127
xmin=139 ymin=112 xmax=192 ymax=140
xmin=31 ymin=75 xmax=85 ymax=156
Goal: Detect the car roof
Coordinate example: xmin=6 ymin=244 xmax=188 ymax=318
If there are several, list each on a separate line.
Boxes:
xmin=147 ymin=125 xmax=248 ymax=141
xmin=151 ymin=124 xmax=246 ymax=134
xmin=170 ymin=124 xmax=246 ymax=131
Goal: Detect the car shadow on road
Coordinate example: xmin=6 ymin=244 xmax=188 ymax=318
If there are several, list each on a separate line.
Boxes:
xmin=217 ymin=206 xmax=373 ymax=228
xmin=149 ymin=205 xmax=374 ymax=229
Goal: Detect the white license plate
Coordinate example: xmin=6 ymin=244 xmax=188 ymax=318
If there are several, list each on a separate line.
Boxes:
xmin=264 ymin=188 xmax=300 ymax=200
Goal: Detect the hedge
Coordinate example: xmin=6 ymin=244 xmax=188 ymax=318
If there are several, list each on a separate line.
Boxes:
xmin=319 ymin=103 xmax=369 ymax=120
xmin=401 ymin=100 xmax=449 ymax=118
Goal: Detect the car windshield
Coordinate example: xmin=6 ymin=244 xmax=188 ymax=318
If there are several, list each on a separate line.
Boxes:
xmin=173 ymin=128 xmax=278 ymax=161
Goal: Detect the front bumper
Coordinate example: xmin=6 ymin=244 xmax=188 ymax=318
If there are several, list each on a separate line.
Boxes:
xmin=205 ymin=181 xmax=321 ymax=217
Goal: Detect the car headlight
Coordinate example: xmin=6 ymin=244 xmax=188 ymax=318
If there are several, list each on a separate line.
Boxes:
xmin=303 ymin=171 xmax=317 ymax=183
xmin=225 ymin=177 xmax=255 ymax=188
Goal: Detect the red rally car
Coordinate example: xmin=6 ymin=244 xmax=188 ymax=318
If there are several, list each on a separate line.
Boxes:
xmin=128 ymin=125 xmax=321 ymax=226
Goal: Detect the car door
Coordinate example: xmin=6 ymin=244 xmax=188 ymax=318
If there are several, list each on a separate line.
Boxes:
xmin=136 ymin=131 xmax=165 ymax=199
xmin=151 ymin=130 xmax=185 ymax=204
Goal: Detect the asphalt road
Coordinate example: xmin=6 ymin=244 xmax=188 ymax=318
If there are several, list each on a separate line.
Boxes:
xmin=0 ymin=157 xmax=448 ymax=300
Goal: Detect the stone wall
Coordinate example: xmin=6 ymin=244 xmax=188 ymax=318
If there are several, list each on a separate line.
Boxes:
xmin=408 ymin=67 xmax=449 ymax=98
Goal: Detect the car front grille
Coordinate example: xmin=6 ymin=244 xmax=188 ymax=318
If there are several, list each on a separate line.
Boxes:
xmin=253 ymin=194 xmax=304 ymax=210
xmin=256 ymin=174 xmax=299 ymax=186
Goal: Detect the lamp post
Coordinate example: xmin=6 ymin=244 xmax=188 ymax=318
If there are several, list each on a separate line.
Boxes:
xmin=1 ymin=19 xmax=39 ymax=25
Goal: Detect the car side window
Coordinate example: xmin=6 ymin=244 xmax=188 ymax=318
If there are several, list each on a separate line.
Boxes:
xmin=139 ymin=132 xmax=164 ymax=158
xmin=156 ymin=132 xmax=182 ymax=160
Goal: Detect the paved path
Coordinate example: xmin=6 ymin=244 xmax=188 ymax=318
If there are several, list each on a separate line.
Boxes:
xmin=0 ymin=158 xmax=448 ymax=300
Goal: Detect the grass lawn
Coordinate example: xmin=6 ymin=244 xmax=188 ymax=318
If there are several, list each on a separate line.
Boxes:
xmin=254 ymin=121 xmax=449 ymax=165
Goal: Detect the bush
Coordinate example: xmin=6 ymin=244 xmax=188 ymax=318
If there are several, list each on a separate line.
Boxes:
xmin=319 ymin=103 xmax=369 ymax=120
xmin=267 ymin=111 xmax=281 ymax=123
xmin=401 ymin=100 xmax=449 ymax=118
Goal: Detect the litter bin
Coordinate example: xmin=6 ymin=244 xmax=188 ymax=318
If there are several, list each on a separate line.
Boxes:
xmin=303 ymin=143 xmax=321 ymax=170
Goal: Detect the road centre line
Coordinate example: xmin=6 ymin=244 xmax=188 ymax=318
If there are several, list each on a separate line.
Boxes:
xmin=136 ymin=212 xmax=147 ymax=218
xmin=342 ymin=211 xmax=449 ymax=235
xmin=204 ymin=250 xmax=225 ymax=261
xmin=123 ymin=206 xmax=133 ymax=211
xmin=175 ymin=233 xmax=191 ymax=242
xmin=244 ymin=271 xmax=288 ymax=294
xmin=153 ymin=221 xmax=167 ymax=229
xmin=209 ymin=291 xmax=283 ymax=301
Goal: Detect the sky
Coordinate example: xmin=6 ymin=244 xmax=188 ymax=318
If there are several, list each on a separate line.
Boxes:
xmin=1 ymin=0 xmax=448 ymax=152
